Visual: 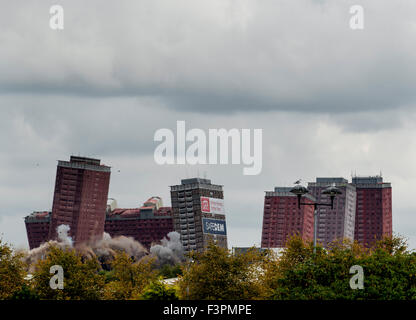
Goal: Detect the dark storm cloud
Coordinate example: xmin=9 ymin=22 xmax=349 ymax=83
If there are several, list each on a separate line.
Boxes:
xmin=1 ymin=0 xmax=416 ymax=115
xmin=0 ymin=96 xmax=166 ymax=159
xmin=330 ymin=110 xmax=406 ymax=133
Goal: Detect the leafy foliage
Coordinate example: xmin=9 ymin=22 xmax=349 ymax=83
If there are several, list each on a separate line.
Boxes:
xmin=102 ymin=252 xmax=157 ymax=300
xmin=178 ymin=242 xmax=267 ymax=300
xmin=263 ymin=235 xmax=416 ymax=300
xmin=10 ymin=283 xmax=39 ymax=300
xmin=2 ymin=235 xmax=416 ymax=300
xmin=32 ymin=245 xmax=105 ymax=300
xmin=0 ymin=239 xmax=27 ymax=300
xmin=158 ymin=263 xmax=183 ymax=279
xmin=141 ymin=279 xmax=179 ymax=300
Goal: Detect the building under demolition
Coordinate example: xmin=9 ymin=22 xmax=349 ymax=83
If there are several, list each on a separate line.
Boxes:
xmin=25 ymin=211 xmax=52 ymax=249
xmin=25 ymin=197 xmax=174 ymax=250
xmin=105 ymin=197 xmax=174 ymax=249
xmin=24 ymin=156 xmax=175 ymax=250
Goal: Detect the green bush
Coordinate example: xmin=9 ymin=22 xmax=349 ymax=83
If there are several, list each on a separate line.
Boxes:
xmin=264 ymin=236 xmax=416 ymax=300
xmin=141 ymin=279 xmax=179 ymax=300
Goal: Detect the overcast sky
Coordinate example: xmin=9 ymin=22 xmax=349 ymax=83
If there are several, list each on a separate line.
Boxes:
xmin=1 ymin=0 xmax=416 ymax=250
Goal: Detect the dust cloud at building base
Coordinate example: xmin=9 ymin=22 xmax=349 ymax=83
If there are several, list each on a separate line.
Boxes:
xmin=23 ymin=225 xmax=184 ymax=271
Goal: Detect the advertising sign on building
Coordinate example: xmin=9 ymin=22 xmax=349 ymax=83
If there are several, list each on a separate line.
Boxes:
xmin=200 ymin=197 xmax=225 ymax=215
xmin=202 ymin=218 xmax=227 ymax=236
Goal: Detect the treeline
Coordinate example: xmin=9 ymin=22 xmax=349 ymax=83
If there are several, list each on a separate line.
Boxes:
xmin=1 ymin=236 xmax=416 ymax=300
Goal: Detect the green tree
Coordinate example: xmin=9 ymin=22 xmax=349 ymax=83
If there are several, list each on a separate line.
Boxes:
xmin=178 ymin=242 xmax=266 ymax=300
xmin=263 ymin=235 xmax=416 ymax=300
xmin=158 ymin=264 xmax=183 ymax=279
xmin=355 ymin=237 xmax=416 ymax=299
xmin=11 ymin=283 xmax=39 ymax=300
xmin=141 ymin=279 xmax=179 ymax=300
xmin=32 ymin=245 xmax=105 ymax=300
xmin=0 ymin=239 xmax=27 ymax=300
xmin=103 ymin=252 xmax=157 ymax=300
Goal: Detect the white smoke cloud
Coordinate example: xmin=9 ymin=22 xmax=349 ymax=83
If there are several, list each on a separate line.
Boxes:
xmin=24 ymin=226 xmax=184 ymax=271
xmin=150 ymin=232 xmax=184 ymax=265
xmin=80 ymin=232 xmax=148 ymax=262
xmin=24 ymin=225 xmax=73 ymax=272
xmin=57 ymin=224 xmax=73 ymax=247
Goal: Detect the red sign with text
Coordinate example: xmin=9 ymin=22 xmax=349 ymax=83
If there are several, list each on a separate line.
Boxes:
xmin=201 ymin=197 xmax=225 ymax=215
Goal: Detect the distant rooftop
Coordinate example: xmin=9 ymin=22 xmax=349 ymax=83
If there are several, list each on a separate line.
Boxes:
xmin=171 ymin=177 xmax=223 ymax=192
xmin=308 ymin=177 xmax=351 ymax=188
xmin=70 ymin=156 xmax=101 ymax=166
xmin=181 ymin=178 xmax=212 ymax=185
xmin=107 ymin=206 xmax=172 ymax=220
xmin=274 ymin=187 xmax=293 ymax=193
xmin=351 ymin=175 xmax=391 ymax=188
xmin=58 ymin=155 xmax=110 ymax=172
xmin=265 ymin=187 xmax=316 ymax=202
xmin=316 ymin=177 xmax=348 ymax=184
xmin=106 ymin=197 xmax=170 ymax=219
xmin=352 ymin=176 xmax=383 ymax=184
xmin=25 ymin=211 xmax=51 ymax=222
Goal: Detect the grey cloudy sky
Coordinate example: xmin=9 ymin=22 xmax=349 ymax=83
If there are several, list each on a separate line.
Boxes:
xmin=1 ymin=0 xmax=416 ymax=249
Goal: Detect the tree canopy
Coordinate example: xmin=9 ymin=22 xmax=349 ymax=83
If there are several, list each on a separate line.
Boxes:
xmin=0 ymin=239 xmax=27 ymax=300
xmin=178 ymin=242 xmax=267 ymax=300
xmin=2 ymin=235 xmax=416 ymax=300
xmin=32 ymin=245 xmax=105 ymax=300
xmin=263 ymin=236 xmax=416 ymax=300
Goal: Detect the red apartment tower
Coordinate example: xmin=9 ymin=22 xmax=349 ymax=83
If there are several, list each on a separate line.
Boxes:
xmin=352 ymin=176 xmax=392 ymax=247
xmin=308 ymin=178 xmax=357 ymax=248
xmin=261 ymin=187 xmax=315 ymax=248
xmin=49 ymin=156 xmax=111 ymax=245
xmin=25 ymin=211 xmax=51 ymax=250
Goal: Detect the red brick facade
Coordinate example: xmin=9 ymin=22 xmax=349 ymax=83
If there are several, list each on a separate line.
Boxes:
xmin=25 ymin=211 xmax=51 ymax=249
xmin=261 ymin=188 xmax=315 ymax=248
xmin=353 ymin=177 xmax=392 ymax=247
xmin=105 ymin=205 xmax=174 ymax=249
xmin=49 ymin=156 xmax=111 ymax=245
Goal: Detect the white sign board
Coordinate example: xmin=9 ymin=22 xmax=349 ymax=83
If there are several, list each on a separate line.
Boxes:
xmin=200 ymin=197 xmax=225 ymax=215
